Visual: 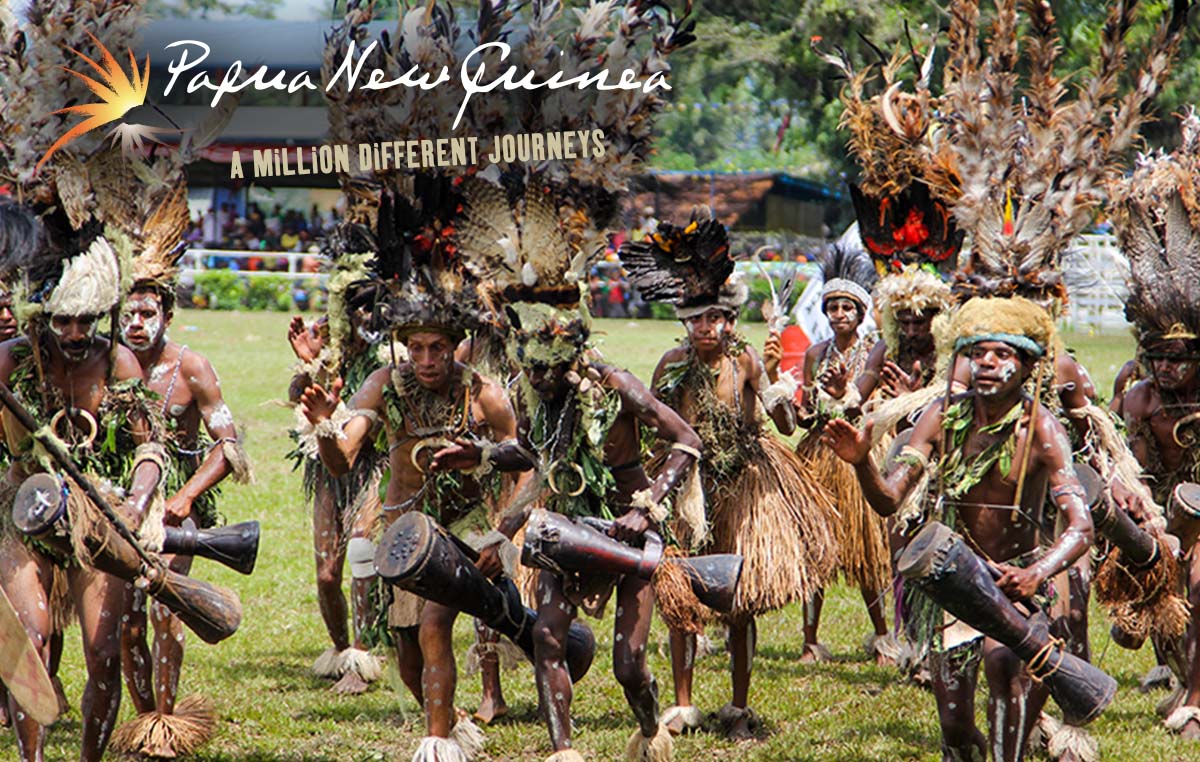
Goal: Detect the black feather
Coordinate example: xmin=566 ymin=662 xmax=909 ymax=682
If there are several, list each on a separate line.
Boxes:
xmin=619 ymin=207 xmax=732 ymax=308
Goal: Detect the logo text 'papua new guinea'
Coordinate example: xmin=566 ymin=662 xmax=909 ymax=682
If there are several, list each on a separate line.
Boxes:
xmin=38 ymin=32 xmax=153 ymax=171
xmin=163 ymin=39 xmax=671 ymax=130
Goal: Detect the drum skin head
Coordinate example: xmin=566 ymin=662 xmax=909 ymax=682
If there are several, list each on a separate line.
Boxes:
xmin=1072 ymin=463 xmax=1103 ymax=508
xmin=374 ymin=511 xmax=435 ymax=583
xmin=883 ymin=428 xmax=914 ymax=476
xmin=897 ymin=520 xmax=955 ymax=581
xmin=13 ymin=473 xmax=66 ymax=535
xmin=1175 ymin=482 xmax=1200 ymax=519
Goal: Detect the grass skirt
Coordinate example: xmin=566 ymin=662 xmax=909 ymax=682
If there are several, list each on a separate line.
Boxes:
xmin=796 ymin=434 xmax=891 ymax=594
xmin=707 ymin=436 xmax=839 ymax=618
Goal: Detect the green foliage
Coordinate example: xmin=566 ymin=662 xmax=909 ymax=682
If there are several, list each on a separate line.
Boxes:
xmin=192 ymin=272 xmax=299 ymax=311
xmin=740 ymin=276 xmax=774 ymax=323
xmin=652 ymin=0 xmax=1200 ymax=182
xmin=191 ymin=271 xmax=244 ymax=311
xmin=145 ymin=0 xmax=278 ymax=18
xmin=243 ymin=275 xmax=293 ymax=312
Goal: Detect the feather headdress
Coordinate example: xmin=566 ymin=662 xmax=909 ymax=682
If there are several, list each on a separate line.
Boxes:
xmin=818 ymin=242 xmax=878 ymax=313
xmin=1112 ymin=107 xmax=1200 ymax=352
xmin=618 ymin=206 xmax=746 ymax=318
xmin=0 ymin=0 xmax=238 ymax=316
xmin=815 ymin=37 xmax=964 ymax=276
xmin=943 ymin=0 xmax=1192 ymax=305
xmin=453 ymin=0 xmax=694 ymax=364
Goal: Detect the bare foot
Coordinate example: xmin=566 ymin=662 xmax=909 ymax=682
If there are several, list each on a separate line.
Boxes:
xmin=799 ymin=643 xmax=831 ymax=664
xmin=473 ymin=696 xmax=509 ymax=724
xmin=875 ymin=651 xmax=896 ymax=667
xmin=331 ymin=671 xmax=370 ymax=695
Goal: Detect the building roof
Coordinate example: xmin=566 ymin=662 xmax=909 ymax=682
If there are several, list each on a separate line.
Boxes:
xmin=629 ymin=171 xmax=840 ymax=230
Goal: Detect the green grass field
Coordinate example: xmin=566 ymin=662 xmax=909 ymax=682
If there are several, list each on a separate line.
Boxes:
xmin=8 ymin=312 xmax=1199 ymax=761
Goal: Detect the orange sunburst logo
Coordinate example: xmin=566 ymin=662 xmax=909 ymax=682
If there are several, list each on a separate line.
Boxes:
xmin=36 ymin=32 xmax=165 ymax=171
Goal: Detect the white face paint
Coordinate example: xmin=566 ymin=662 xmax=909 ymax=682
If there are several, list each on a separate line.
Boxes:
xmin=996 ymin=359 xmax=1018 ymax=383
xmin=970 ymin=358 xmax=1018 ymax=397
xmin=48 ymin=316 xmax=98 ymax=362
xmin=120 ymin=294 xmax=166 ymax=352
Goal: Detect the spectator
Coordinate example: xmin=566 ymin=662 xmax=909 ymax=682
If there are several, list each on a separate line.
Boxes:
xmin=606 ymin=276 xmax=627 ymax=318
xmin=280 ymin=226 xmax=300 ymax=251
xmin=202 ymin=207 xmax=221 ymax=246
xmin=266 ymin=204 xmax=284 ymax=236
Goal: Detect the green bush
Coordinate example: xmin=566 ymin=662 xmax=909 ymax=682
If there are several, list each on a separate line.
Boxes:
xmin=192 ymin=271 xmax=244 ymax=311
xmin=189 ymin=272 xmax=305 ymax=311
xmin=244 ymin=276 xmax=292 ymax=311
xmin=648 ymin=303 xmax=676 ymax=321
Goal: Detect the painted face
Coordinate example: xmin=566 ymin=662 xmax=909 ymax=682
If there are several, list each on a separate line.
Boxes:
xmin=0 ymin=293 xmax=16 ymax=341
xmin=120 ymin=292 xmax=167 ymax=351
xmin=683 ymin=309 xmax=732 ymax=351
xmin=404 ymin=331 xmax=456 ymax=390
xmin=967 ymin=340 xmax=1029 ymax=398
xmin=48 ymin=314 xmax=99 ymax=363
xmin=823 ymin=297 xmax=862 ymax=336
xmin=895 ymin=308 xmax=935 ymax=352
xmin=526 ymin=361 xmax=569 ymax=398
xmin=1149 ymin=340 xmax=1200 ymax=392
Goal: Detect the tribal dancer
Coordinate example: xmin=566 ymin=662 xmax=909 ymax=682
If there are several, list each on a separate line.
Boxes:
xmin=0 ymin=205 xmax=165 ymax=762
xmin=434 ymin=184 xmax=701 ymax=762
xmin=863 ymin=0 xmax=1191 ymax=755
xmin=812 ymin=36 xmax=961 ymax=412
xmin=1113 ymin=107 xmax=1200 ymax=738
xmin=622 ymin=208 xmax=838 ymax=738
xmin=794 ymin=244 xmax=895 ymax=664
xmin=112 ymin=151 xmax=253 ymax=758
xmin=825 ymin=297 xmax=1095 ymax=762
xmin=287 ymin=262 xmax=386 ymax=694
xmin=299 ymin=184 xmax=520 ymax=760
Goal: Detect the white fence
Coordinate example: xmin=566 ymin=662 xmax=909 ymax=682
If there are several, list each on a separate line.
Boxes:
xmin=181 ymin=235 xmax=1134 ymax=332
xmin=1062 ymin=233 xmax=1130 ymax=332
xmin=180 ymin=248 xmax=324 ymax=281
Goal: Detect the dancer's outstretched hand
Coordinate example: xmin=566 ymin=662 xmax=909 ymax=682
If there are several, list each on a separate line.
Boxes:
xmin=288 ymin=315 xmax=325 ymax=363
xmin=881 ymin=360 xmax=920 ymax=396
xmin=821 ymin=418 xmax=873 ymax=466
xmin=300 ymin=377 xmax=343 ymax=425
xmin=818 ymin=362 xmax=850 ymax=399
xmin=763 ymin=331 xmax=783 ymax=381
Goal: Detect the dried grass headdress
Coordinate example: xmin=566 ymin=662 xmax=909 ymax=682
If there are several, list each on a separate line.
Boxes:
xmin=940 ymin=0 xmax=1191 ymax=306
xmin=815 ymin=36 xmax=963 ymax=277
xmin=618 ymin=205 xmax=746 ymax=319
xmin=1111 ymin=107 xmax=1200 ymax=354
xmin=872 ymin=265 xmax=953 ymax=354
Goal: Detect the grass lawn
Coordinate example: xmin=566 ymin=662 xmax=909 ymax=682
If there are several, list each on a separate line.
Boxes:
xmin=9 ymin=311 xmax=1199 ymax=761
